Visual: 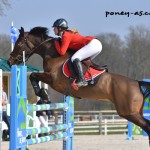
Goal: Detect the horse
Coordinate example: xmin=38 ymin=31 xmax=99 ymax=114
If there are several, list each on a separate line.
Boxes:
xmin=7 ymin=26 xmax=150 ymax=143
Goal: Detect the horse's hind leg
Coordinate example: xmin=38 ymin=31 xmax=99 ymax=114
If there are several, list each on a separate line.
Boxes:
xmin=124 ymin=114 xmax=150 ymax=144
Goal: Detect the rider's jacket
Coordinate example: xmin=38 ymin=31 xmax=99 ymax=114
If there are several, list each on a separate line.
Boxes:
xmin=54 ymin=30 xmax=95 ymax=55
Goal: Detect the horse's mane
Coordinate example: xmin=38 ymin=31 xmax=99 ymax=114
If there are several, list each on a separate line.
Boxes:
xmin=29 ymin=27 xmax=49 ymax=38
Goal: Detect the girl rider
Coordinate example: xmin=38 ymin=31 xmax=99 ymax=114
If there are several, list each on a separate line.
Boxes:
xmin=53 ymin=18 xmax=102 ymax=87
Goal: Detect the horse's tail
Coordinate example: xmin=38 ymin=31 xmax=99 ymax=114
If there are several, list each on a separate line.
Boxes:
xmin=138 ymin=81 xmax=150 ymax=98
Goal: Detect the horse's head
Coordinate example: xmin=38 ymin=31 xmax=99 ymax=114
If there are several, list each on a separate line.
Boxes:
xmin=7 ymin=26 xmax=55 ymax=67
xmin=7 ymin=27 xmax=34 ymax=66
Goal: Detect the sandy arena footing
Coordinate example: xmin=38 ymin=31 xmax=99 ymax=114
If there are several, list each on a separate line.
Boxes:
xmin=2 ymin=135 xmax=150 ymax=150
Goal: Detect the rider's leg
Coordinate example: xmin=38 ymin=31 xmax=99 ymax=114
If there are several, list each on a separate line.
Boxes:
xmin=72 ymin=58 xmax=88 ymax=87
xmin=71 ymin=39 xmax=102 ymax=87
xmin=71 ymin=39 xmax=102 ymax=61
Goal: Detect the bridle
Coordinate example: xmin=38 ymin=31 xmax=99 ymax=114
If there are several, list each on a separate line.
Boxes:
xmin=10 ymin=32 xmax=53 ymax=63
xmin=24 ymin=35 xmax=53 ymax=55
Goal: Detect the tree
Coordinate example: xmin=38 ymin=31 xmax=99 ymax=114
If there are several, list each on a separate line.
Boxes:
xmin=125 ymin=25 xmax=150 ymax=79
xmin=96 ymin=33 xmax=126 ymax=75
xmin=0 ymin=34 xmax=11 ymax=57
xmin=0 ymin=0 xmax=11 ymax=16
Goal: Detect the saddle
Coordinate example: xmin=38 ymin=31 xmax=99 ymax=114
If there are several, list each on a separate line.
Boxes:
xmin=62 ymin=58 xmax=108 ymax=90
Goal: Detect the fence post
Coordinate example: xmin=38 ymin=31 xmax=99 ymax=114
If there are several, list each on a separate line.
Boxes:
xmin=55 ymin=112 xmax=59 ymax=125
xmin=99 ymin=112 xmax=102 ymax=134
xmin=127 ymin=121 xmax=133 ymax=140
xmin=104 ymin=119 xmax=108 ymax=135
xmin=63 ymin=95 xmax=74 ymax=150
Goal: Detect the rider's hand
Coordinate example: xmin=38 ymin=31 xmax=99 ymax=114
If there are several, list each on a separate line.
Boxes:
xmin=54 ymin=38 xmax=61 ymax=46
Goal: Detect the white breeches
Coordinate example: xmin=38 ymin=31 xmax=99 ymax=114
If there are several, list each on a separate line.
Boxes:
xmin=38 ymin=116 xmax=48 ymax=127
xmin=71 ymin=39 xmax=102 ymax=62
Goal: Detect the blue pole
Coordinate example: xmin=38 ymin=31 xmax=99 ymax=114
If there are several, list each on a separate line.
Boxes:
xmin=127 ymin=121 xmax=133 ymax=140
xmin=63 ymin=96 xmax=74 ymax=150
xmin=10 ymin=65 xmax=27 ymax=150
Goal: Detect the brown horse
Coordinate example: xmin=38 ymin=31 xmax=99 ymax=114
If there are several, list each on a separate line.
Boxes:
xmin=8 ymin=27 xmax=150 ymax=142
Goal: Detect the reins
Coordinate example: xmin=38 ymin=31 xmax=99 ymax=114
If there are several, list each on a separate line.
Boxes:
xmin=24 ymin=36 xmax=53 ymax=56
xmin=11 ymin=34 xmax=53 ymax=63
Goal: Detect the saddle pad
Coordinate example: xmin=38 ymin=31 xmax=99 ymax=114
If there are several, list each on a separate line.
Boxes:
xmin=62 ymin=59 xmax=105 ymax=81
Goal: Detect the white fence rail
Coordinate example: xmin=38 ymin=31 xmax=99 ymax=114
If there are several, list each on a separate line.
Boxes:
xmin=24 ymin=110 xmax=128 ymax=135
xmin=51 ymin=110 xmax=128 ymax=135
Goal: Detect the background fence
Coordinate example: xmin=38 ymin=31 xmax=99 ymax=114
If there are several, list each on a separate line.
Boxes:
xmin=2 ymin=110 xmax=128 ymax=136
xmin=49 ymin=110 xmax=128 ymax=135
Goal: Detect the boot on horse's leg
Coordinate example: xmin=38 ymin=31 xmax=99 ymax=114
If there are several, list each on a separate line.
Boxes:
xmin=39 ymin=88 xmax=50 ymax=100
xmin=30 ymin=73 xmax=49 ymax=100
xmin=30 ymin=74 xmax=55 ymax=115
xmin=72 ymin=58 xmax=88 ymax=87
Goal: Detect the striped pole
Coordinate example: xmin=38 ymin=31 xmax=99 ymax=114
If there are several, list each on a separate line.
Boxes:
xmin=27 ymin=132 xmax=68 ymax=145
xmin=27 ymin=102 xmax=68 ymax=111
xmin=26 ymin=124 xmax=68 ymax=135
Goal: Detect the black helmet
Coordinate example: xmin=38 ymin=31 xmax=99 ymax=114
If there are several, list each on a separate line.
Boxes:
xmin=52 ymin=18 xmax=68 ymax=29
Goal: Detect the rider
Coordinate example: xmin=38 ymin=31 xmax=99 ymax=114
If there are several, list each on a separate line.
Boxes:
xmin=52 ymin=18 xmax=102 ymax=87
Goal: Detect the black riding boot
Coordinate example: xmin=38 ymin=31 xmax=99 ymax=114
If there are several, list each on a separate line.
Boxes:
xmin=73 ymin=58 xmax=88 ymax=87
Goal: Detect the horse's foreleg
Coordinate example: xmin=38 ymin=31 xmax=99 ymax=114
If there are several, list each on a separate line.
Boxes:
xmin=29 ymin=72 xmax=50 ymax=100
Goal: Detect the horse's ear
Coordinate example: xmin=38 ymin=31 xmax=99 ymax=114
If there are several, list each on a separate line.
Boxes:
xmin=19 ymin=27 xmax=24 ymax=36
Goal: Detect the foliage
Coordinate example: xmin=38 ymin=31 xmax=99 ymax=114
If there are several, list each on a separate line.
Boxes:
xmin=0 ymin=0 xmax=11 ymax=16
xmin=125 ymin=25 xmax=150 ymax=79
xmin=0 ymin=34 xmax=11 ymax=57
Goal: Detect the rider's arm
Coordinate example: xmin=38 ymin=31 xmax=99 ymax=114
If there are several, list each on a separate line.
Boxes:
xmin=54 ymin=32 xmax=72 ymax=55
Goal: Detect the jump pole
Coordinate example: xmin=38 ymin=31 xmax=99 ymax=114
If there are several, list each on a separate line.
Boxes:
xmin=10 ymin=65 xmax=74 ymax=150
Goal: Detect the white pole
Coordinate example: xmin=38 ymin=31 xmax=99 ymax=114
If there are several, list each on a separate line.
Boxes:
xmin=0 ymin=69 xmax=2 ymax=148
xmin=23 ymin=51 xmax=25 ymax=65
xmin=11 ymin=21 xmax=14 ymax=52
xmin=11 ymin=43 xmax=14 ymax=52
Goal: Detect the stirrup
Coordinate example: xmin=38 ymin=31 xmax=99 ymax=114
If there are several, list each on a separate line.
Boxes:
xmin=76 ymin=80 xmax=88 ymax=87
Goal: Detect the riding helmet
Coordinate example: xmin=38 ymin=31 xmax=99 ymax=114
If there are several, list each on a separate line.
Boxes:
xmin=52 ymin=18 xmax=68 ymax=29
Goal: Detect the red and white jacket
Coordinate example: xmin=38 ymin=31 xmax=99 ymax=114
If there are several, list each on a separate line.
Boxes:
xmin=54 ymin=31 xmax=95 ymax=55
